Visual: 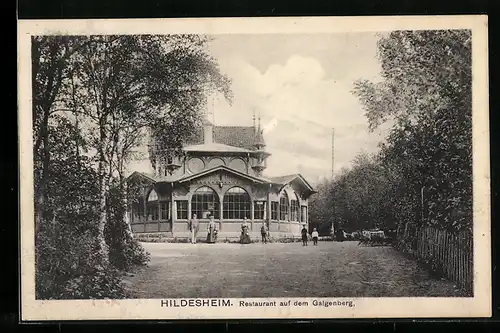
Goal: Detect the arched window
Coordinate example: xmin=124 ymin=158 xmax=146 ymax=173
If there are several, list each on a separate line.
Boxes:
xmin=146 ymin=189 xmax=159 ymax=221
xmin=145 ymin=188 xmax=170 ymax=221
xmin=148 ymin=189 xmax=158 ymax=202
xmin=279 ymin=191 xmax=289 ymax=221
xmin=223 ymin=187 xmax=251 ymax=219
xmin=191 ymin=186 xmax=220 ymax=219
xmin=290 ymin=193 xmax=300 ymax=222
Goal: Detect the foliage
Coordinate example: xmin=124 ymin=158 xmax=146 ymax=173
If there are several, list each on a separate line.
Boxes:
xmin=32 ymin=35 xmax=232 ymax=299
xmin=36 ymin=223 xmax=127 ymax=300
xmin=147 ymin=35 xmax=233 ymax=162
xmin=310 ymin=30 xmax=472 ymax=236
xmin=310 ymin=154 xmax=398 ymax=234
xmin=35 ymin=117 xmax=126 ymax=299
xmin=308 ymin=180 xmax=334 ymax=235
xmin=105 ymin=185 xmax=150 ymax=271
xmin=352 ymin=30 xmax=471 ymax=131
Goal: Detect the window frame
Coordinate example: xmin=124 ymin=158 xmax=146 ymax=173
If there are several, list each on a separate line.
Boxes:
xmin=222 ymin=186 xmax=251 ymax=220
xmin=191 ymin=186 xmax=220 ymax=219
xmin=271 ymin=201 xmax=279 ymax=220
xmin=159 ymin=201 xmax=170 ymax=220
xmin=131 ymin=202 xmax=144 ymax=224
xmin=176 ymin=200 xmax=188 ymax=220
xmin=291 ymin=196 xmax=300 ymax=222
xmin=253 ymin=201 xmax=266 ymax=220
xmin=279 ymin=191 xmax=289 ymax=221
xmin=301 ymin=205 xmax=308 ymax=224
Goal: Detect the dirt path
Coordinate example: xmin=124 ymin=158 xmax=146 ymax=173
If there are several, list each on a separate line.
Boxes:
xmin=123 ymin=241 xmax=465 ymax=298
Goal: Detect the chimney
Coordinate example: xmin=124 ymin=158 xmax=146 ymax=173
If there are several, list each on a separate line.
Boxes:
xmin=203 ymin=118 xmax=213 ymax=144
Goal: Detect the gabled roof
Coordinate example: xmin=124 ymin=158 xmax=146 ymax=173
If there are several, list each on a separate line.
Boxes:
xmin=185 ymin=126 xmax=258 ymax=150
xmin=183 ymin=142 xmax=254 ymax=153
xmin=177 ymin=165 xmax=268 ymax=184
xmin=127 ymin=168 xmax=315 ymax=195
xmin=127 ymin=171 xmax=157 ymax=183
xmin=268 ymin=174 xmax=315 ymax=192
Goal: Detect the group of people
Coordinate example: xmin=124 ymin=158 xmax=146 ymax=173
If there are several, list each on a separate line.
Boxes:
xmin=187 ymin=213 xmax=218 ymax=244
xmin=301 ymin=225 xmax=319 ymax=246
xmin=240 ymin=217 xmax=270 ymax=244
xmin=187 ymin=214 xmax=319 ymax=246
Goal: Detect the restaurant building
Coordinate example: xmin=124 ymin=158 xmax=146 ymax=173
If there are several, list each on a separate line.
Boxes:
xmin=127 ymin=114 xmax=316 ymax=239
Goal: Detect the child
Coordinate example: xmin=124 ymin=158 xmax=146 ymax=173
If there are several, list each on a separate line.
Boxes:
xmin=311 ymin=228 xmax=319 ymax=246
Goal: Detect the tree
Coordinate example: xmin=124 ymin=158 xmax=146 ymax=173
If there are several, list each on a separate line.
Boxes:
xmin=352 ymin=30 xmax=472 ymax=232
xmin=308 ymin=180 xmax=333 ymax=235
xmin=33 ymin=34 xmax=232 ymax=298
xmin=353 ymin=30 xmax=471 ymax=131
xmin=69 ymin=35 xmax=232 ymax=264
xmin=32 ymin=36 xmax=90 ymax=235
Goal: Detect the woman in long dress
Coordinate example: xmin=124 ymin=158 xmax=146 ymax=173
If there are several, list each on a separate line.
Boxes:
xmin=240 ymin=217 xmax=251 ymax=244
xmin=207 ymin=215 xmax=217 ymax=243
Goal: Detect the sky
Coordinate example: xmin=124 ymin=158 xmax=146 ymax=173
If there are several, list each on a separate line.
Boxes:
xmin=129 ymin=32 xmax=391 ymax=185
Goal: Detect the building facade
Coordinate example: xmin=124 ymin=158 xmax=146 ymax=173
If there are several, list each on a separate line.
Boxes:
xmin=127 ymin=116 xmax=316 ymax=239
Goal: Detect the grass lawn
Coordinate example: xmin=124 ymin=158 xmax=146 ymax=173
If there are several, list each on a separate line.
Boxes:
xmin=123 ymin=241 xmax=466 ymax=298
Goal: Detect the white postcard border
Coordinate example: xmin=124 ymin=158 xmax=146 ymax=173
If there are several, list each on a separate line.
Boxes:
xmin=18 ymin=15 xmax=491 ymax=320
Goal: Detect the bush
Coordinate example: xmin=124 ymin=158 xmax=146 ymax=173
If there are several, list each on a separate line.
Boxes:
xmin=105 ymin=187 xmax=151 ymax=271
xmin=110 ymin=237 xmax=151 ymax=271
xmin=35 ymin=219 xmax=128 ymax=300
xmin=61 ymin=266 xmax=128 ymax=299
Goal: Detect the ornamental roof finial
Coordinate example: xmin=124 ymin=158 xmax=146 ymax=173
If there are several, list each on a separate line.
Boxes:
xmin=252 ymin=109 xmax=256 ymax=130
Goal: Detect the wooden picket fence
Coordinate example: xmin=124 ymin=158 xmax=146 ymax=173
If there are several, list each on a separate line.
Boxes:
xmin=400 ymin=226 xmax=473 ymax=294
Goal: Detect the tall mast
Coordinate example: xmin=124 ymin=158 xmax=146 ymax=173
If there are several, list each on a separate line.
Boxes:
xmin=212 ymin=94 xmax=216 ymax=124
xmin=331 ymin=127 xmax=335 ymax=235
xmin=331 ymin=128 xmax=335 ymax=179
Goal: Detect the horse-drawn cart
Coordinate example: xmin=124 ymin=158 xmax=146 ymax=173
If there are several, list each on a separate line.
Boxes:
xmin=358 ymin=229 xmax=395 ymax=246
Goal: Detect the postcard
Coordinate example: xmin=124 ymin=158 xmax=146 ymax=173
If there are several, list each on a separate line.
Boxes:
xmin=18 ymin=15 xmax=490 ymax=320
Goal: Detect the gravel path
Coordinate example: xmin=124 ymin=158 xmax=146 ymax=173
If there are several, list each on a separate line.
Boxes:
xmin=123 ymin=241 xmax=465 ymax=298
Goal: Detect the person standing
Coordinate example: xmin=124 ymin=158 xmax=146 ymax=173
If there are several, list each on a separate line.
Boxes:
xmin=207 ymin=215 xmax=217 ymax=244
xmin=260 ymin=222 xmax=268 ymax=244
xmin=311 ymin=228 xmax=319 ymax=246
xmin=240 ymin=217 xmax=251 ymax=244
xmin=301 ymin=225 xmax=308 ymax=246
xmin=189 ymin=213 xmax=199 ymax=244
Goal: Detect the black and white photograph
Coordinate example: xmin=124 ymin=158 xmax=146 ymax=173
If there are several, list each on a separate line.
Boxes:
xmin=18 ymin=16 xmax=490 ymax=320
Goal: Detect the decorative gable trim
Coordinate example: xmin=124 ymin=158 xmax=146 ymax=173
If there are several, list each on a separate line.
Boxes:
xmin=274 ymin=174 xmax=316 ymax=193
xmin=177 ymin=165 xmax=267 ymax=184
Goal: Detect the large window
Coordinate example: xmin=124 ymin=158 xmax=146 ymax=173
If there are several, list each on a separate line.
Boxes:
xmin=279 ymin=191 xmax=289 ymax=221
xmin=271 ymin=202 xmax=278 ymax=220
xmin=291 ymin=195 xmax=300 ymax=222
xmin=191 ymin=186 xmax=220 ymax=219
xmin=223 ymin=187 xmax=251 ymax=219
xmin=254 ymin=201 xmax=266 ymax=220
xmin=146 ymin=189 xmax=159 ymax=221
xmin=301 ymin=205 xmax=308 ymax=224
xmin=145 ymin=188 xmax=171 ymax=221
xmin=176 ymin=200 xmax=188 ymax=220
xmin=131 ymin=202 xmax=144 ymax=224
xmin=160 ymin=202 xmax=170 ymax=220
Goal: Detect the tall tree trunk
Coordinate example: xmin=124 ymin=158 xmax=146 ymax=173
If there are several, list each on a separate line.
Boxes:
xmin=118 ymin=161 xmax=133 ymax=240
xmin=96 ymin=127 xmax=110 ymax=266
xmin=34 ymin=109 xmax=51 ymax=235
